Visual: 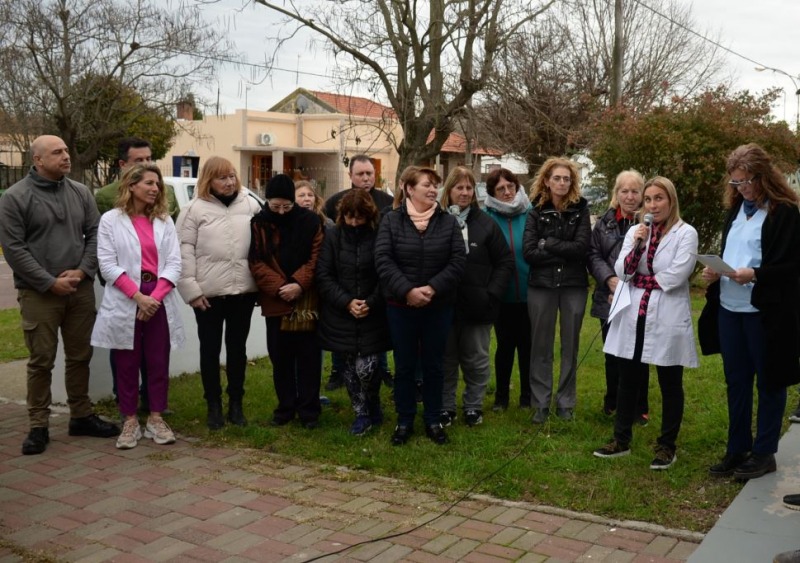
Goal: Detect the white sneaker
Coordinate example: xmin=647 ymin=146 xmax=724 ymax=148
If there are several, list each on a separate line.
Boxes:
xmin=116 ymin=419 xmax=142 ymax=450
xmin=144 ymin=416 xmax=176 ymax=445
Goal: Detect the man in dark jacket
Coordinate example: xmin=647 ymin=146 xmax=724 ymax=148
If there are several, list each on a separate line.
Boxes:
xmin=324 ymin=155 xmax=393 ymax=221
xmin=0 ymin=135 xmax=120 ymax=455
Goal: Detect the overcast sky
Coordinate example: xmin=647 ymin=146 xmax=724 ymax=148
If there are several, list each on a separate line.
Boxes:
xmin=190 ymin=0 xmax=800 ymax=126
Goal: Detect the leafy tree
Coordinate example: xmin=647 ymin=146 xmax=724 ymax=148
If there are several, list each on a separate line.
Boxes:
xmin=588 ymin=87 xmax=800 ymax=252
xmin=0 ymin=0 xmax=234 ymax=180
xmin=250 ymin=0 xmax=555 ymax=179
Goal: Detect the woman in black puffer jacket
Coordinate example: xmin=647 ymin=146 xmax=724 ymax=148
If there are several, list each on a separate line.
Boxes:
xmin=375 ymin=166 xmax=466 ymax=446
xmin=439 ymin=166 xmax=513 ymax=428
xmin=317 ymin=189 xmax=390 ymax=436
xmin=523 ymin=157 xmax=591 ymax=424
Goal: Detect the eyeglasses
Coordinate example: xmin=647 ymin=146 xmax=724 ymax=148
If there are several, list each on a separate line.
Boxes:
xmin=728 ymin=177 xmax=756 ymax=187
xmin=495 ymin=184 xmax=518 ymax=194
xmin=550 ymin=175 xmax=571 ymax=184
xmin=267 ymin=201 xmax=294 ymax=212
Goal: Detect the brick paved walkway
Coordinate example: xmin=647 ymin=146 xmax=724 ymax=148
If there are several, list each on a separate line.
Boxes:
xmin=0 ymin=401 xmax=700 ymax=562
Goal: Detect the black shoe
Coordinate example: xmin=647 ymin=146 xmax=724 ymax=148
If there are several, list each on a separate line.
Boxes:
xmin=68 ymin=414 xmax=120 ymax=438
xmin=709 ymin=452 xmax=750 ymax=477
xmin=270 ymin=417 xmax=292 ymax=427
xmin=382 ymin=370 xmax=394 ymax=389
xmin=22 ymin=427 xmax=49 ymax=455
xmin=439 ymin=410 xmax=456 ymax=427
xmin=325 ymin=372 xmax=343 ymax=391
xmin=464 ymin=409 xmax=483 ymax=426
xmin=227 ymin=400 xmax=247 ymax=427
xmin=391 ymin=424 xmax=413 ymax=446
xmin=207 ymin=401 xmax=224 ymax=430
xmin=783 ymin=493 xmax=800 ymax=511
xmin=733 ymin=453 xmax=777 ymax=480
xmin=425 ymin=423 xmax=448 ymax=445
xmin=532 ymin=407 xmax=549 ymax=424
xmin=301 ymin=419 xmax=319 ymax=430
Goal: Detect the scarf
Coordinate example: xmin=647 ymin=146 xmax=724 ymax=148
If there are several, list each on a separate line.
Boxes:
xmin=484 ymin=189 xmax=531 ymax=217
xmin=742 ymin=198 xmax=761 ymax=219
xmin=406 ymin=198 xmax=436 ymax=232
xmin=250 ymin=205 xmax=319 ymax=277
xmin=448 ymin=205 xmax=471 ymax=254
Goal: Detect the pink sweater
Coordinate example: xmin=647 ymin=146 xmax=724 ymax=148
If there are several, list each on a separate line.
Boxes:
xmin=114 ymin=216 xmax=174 ymax=302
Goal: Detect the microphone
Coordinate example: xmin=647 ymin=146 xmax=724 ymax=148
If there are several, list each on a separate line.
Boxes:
xmin=636 ymin=213 xmax=654 ymax=249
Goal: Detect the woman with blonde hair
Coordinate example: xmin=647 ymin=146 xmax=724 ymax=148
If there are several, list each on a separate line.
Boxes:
xmin=92 ymin=163 xmax=185 ymax=449
xmin=588 ymin=170 xmax=649 ymax=422
xmin=176 ymin=157 xmax=261 ymax=430
xmin=523 ymin=157 xmax=591 ymax=424
xmin=439 ymin=166 xmax=513 ymax=427
xmin=295 ymin=180 xmax=332 ymax=227
xmin=594 ymin=176 xmax=698 ymax=470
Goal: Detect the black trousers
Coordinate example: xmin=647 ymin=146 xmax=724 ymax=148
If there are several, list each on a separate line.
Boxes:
xmin=194 ymin=293 xmax=256 ymax=403
xmin=614 ymin=316 xmax=684 ymax=450
xmin=266 ymin=317 xmax=322 ymax=423
xmin=493 ymin=302 xmax=531 ymax=407
xmin=601 ymin=319 xmax=649 ymax=414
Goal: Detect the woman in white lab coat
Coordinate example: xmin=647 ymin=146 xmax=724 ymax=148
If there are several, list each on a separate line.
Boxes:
xmin=593 ymin=176 xmax=697 ymax=470
xmin=92 ymin=163 xmax=185 ymax=450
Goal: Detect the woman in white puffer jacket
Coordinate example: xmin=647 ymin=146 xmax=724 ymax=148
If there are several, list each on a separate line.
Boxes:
xmin=176 ymin=157 xmax=262 ymax=430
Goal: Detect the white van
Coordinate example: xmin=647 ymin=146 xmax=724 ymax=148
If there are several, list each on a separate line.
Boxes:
xmin=163 ymin=176 xmax=264 ymax=209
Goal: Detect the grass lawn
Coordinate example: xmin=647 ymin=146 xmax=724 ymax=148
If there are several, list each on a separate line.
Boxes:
xmin=140 ymin=288 xmax=786 ymax=534
xmin=0 ymin=308 xmax=26 ymax=362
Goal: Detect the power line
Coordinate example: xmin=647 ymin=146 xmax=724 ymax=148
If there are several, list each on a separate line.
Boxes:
xmin=625 ymin=0 xmax=782 ymax=73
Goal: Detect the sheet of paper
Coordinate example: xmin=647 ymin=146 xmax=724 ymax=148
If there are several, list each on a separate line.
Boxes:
xmin=608 ymin=279 xmax=631 ymax=322
xmin=696 ymin=254 xmax=735 ymax=274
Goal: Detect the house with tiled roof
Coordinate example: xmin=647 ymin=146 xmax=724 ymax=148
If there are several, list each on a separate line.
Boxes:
xmin=158 ymin=88 xmax=499 ymax=197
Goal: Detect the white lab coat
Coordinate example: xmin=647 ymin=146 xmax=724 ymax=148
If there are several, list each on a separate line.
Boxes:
xmin=603 ymin=220 xmax=698 ymax=367
xmin=91 ymin=209 xmax=186 ymax=351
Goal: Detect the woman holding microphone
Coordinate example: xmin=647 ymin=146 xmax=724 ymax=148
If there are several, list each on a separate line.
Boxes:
xmin=593 ymin=176 xmax=698 ymax=470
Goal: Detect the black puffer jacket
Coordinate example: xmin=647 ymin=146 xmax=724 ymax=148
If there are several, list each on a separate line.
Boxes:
xmin=316 ymin=224 xmax=390 ymax=354
xmin=523 ymin=196 xmax=590 ymax=289
xmin=587 ymin=207 xmax=636 ymax=319
xmin=454 ymin=207 xmax=514 ymax=323
xmin=375 ymin=204 xmax=466 ymax=306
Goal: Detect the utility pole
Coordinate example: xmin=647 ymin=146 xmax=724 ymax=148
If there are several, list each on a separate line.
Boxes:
xmin=610 ymin=0 xmax=624 ymax=106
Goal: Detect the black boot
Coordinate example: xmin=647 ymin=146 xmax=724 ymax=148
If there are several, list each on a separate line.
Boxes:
xmin=227 ymin=399 xmax=247 ymax=427
xmin=207 ymin=400 xmax=224 ymax=430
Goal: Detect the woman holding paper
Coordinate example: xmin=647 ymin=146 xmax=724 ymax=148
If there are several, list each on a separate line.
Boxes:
xmin=700 ymin=143 xmax=800 ymax=480
xmin=593 ymin=176 xmax=698 ymax=470
xmin=587 ymin=170 xmax=650 ymax=422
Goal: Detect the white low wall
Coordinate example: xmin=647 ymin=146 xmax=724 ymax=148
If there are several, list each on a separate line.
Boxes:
xmin=50 ymin=280 xmax=269 ymax=403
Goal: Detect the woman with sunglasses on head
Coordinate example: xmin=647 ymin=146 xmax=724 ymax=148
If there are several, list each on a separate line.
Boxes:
xmin=523 ymin=157 xmax=591 ymax=424
xmin=700 ymin=144 xmax=800 ymax=480
xmin=92 ymin=163 xmax=185 ymax=449
xmin=594 ymin=176 xmax=698 ymax=470
xmin=483 ymin=168 xmax=532 ymax=411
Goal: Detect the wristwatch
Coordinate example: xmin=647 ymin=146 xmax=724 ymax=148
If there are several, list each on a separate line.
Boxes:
xmin=538 ymin=238 xmax=546 ymax=251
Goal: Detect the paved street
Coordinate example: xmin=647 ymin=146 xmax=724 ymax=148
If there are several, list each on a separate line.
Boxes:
xmin=0 ymin=401 xmax=700 ymax=562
